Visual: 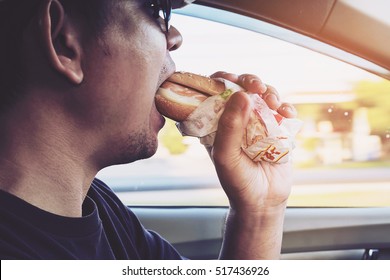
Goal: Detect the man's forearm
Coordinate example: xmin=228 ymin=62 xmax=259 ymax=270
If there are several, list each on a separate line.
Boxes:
xmin=219 ymin=203 xmax=287 ymax=260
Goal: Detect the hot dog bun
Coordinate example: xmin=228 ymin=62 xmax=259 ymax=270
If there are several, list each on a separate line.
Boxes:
xmin=155 ymin=72 xmax=225 ymax=121
xmin=168 ymin=72 xmax=225 ymax=96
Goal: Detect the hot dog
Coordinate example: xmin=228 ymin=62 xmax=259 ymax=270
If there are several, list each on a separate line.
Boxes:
xmin=155 ymin=72 xmax=226 ymax=122
xmin=155 ymin=71 xmax=301 ymax=164
xmin=156 ymin=71 xmax=269 ymax=148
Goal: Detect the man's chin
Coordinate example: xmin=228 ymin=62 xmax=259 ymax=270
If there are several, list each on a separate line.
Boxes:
xmin=129 ymin=135 xmax=159 ymax=162
xmin=107 ymin=134 xmax=159 ymax=166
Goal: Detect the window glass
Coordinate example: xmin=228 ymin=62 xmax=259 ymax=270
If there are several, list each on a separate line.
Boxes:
xmin=97 ymin=14 xmax=390 ymax=207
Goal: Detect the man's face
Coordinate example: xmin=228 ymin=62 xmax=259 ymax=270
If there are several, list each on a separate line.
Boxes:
xmin=76 ymin=1 xmax=180 ymax=166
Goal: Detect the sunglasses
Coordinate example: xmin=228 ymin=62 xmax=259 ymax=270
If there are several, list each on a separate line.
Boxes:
xmin=149 ymin=0 xmax=172 ymax=34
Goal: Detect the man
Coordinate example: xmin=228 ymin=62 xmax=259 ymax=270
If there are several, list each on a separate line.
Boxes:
xmin=0 ymin=0 xmax=297 ymax=259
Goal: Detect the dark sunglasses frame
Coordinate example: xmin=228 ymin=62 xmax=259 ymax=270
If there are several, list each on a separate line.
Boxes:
xmin=150 ymin=0 xmax=172 ymax=34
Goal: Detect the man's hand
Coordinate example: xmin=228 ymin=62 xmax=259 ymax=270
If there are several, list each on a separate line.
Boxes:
xmin=209 ymin=71 xmax=297 ymax=259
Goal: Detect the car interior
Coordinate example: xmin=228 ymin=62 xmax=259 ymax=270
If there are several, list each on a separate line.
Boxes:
xmin=97 ymin=0 xmax=390 ymax=260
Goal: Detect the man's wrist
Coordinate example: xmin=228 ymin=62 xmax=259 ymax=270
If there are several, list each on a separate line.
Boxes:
xmin=221 ymin=202 xmax=287 ymax=259
xmin=229 ymin=201 xmax=288 ymax=219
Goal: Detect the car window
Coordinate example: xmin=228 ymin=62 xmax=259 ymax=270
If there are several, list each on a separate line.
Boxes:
xmin=97 ymin=13 xmax=390 ymax=208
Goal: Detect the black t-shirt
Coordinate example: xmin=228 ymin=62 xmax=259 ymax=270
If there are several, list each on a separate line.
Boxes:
xmin=0 ymin=178 xmax=184 ymax=259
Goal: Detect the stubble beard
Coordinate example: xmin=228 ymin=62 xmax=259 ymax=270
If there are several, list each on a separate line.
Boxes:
xmin=120 ymin=129 xmax=158 ymax=164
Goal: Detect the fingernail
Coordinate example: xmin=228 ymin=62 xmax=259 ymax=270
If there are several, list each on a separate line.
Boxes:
xmin=260 ymin=83 xmax=267 ymax=94
xmin=278 ymin=104 xmax=297 ymax=116
xmin=264 ymin=92 xmax=279 ymax=104
xmin=249 ymin=78 xmax=267 ymax=94
xmin=248 ymin=78 xmax=256 ymax=85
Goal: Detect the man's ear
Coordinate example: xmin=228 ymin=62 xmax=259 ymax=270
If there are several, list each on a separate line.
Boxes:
xmin=39 ymin=0 xmax=84 ymax=84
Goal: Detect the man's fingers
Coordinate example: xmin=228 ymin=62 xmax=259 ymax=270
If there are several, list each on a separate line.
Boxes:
xmin=210 ymin=71 xmax=239 ymax=83
xmin=210 ymin=72 xmax=297 ymax=119
xmin=262 ymin=86 xmax=297 ymax=118
xmin=211 ymin=72 xmax=267 ymax=95
xmin=277 ymin=103 xmax=297 ymax=118
xmin=213 ymin=92 xmax=251 ymax=166
xmin=262 ymin=85 xmax=281 ymax=110
xmin=238 ymin=74 xmax=267 ymax=94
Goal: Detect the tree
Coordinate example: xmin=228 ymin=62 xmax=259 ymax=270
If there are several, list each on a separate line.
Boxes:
xmin=159 ymin=119 xmax=188 ymax=155
xmin=349 ymin=79 xmax=390 ymax=138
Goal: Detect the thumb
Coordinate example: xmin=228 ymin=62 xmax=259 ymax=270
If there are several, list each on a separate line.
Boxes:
xmin=213 ymin=92 xmax=252 ymax=165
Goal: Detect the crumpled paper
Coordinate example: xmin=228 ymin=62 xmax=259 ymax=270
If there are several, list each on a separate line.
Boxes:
xmin=176 ymin=79 xmax=303 ymax=164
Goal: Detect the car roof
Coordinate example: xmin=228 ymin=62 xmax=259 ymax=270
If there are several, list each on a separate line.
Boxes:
xmin=193 ymin=0 xmax=390 ymax=79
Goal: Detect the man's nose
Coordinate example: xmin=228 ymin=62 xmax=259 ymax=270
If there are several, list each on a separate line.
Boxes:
xmin=166 ymin=25 xmax=183 ymax=51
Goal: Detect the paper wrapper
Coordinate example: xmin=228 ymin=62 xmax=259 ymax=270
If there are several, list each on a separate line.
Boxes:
xmin=176 ymin=79 xmax=303 ymax=164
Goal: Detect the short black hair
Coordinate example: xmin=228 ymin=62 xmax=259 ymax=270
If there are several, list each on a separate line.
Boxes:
xmin=0 ymin=0 xmax=114 ymax=109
